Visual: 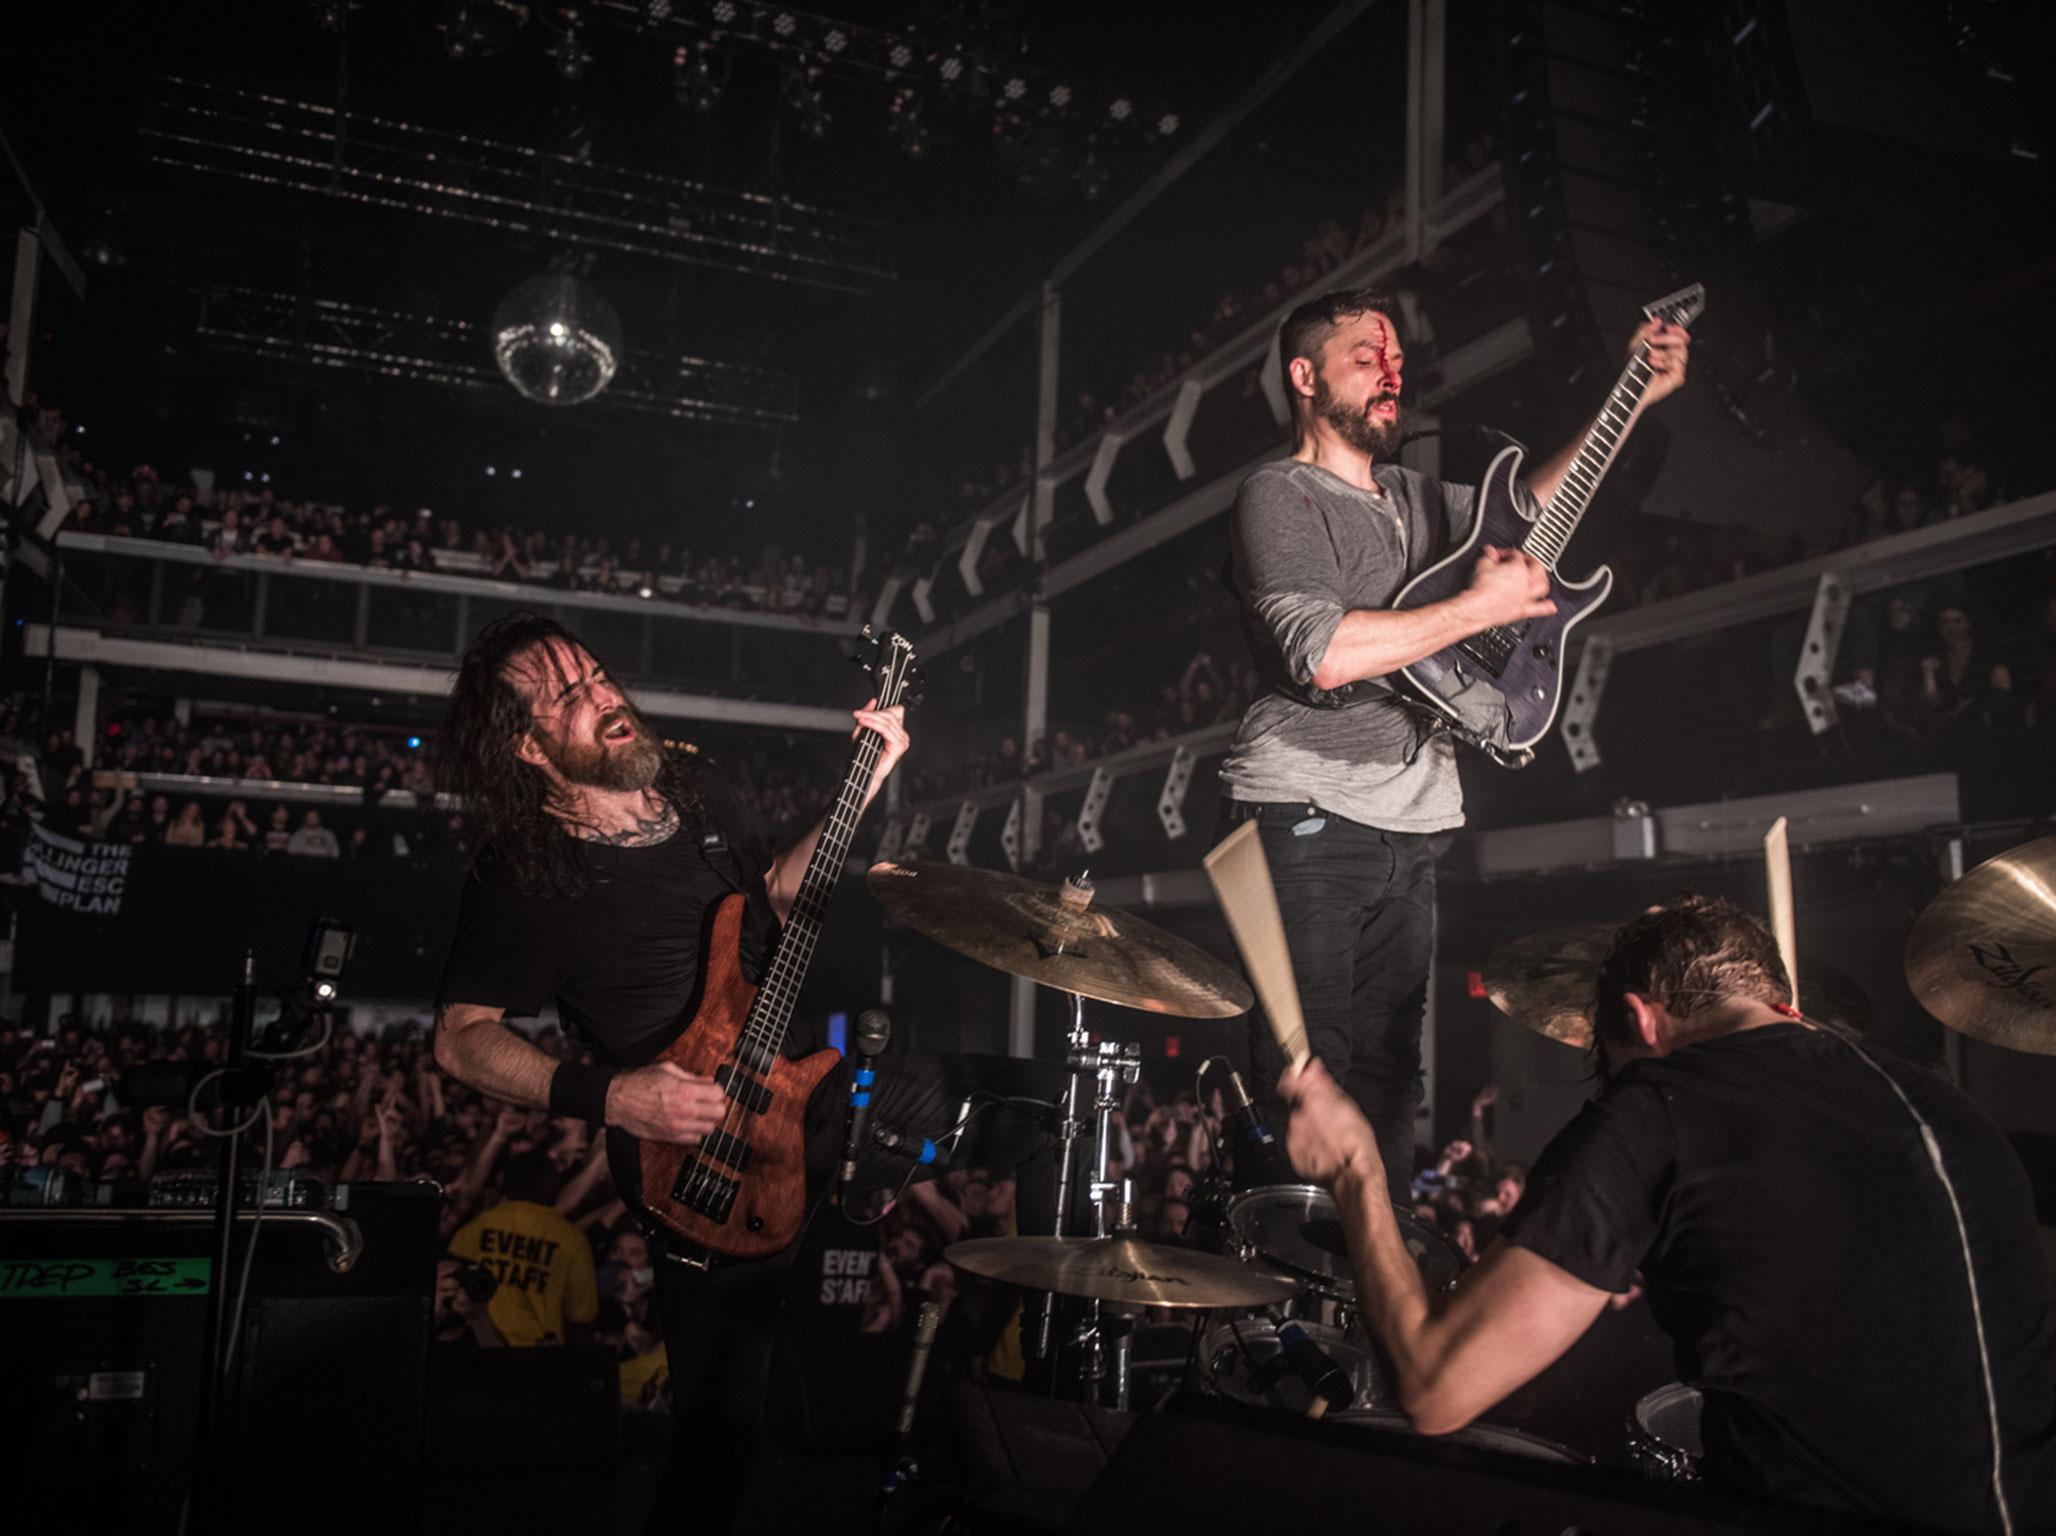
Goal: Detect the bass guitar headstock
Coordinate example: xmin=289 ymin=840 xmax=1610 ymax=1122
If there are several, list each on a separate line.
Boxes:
xmin=853 ymin=625 xmax=924 ymax=710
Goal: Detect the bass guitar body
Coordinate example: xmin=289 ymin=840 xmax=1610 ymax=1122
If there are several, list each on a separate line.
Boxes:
xmin=637 ymin=891 xmax=841 ymax=1260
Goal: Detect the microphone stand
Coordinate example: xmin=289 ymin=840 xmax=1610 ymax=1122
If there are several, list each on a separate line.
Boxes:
xmin=187 ymin=949 xmax=258 ymax=1533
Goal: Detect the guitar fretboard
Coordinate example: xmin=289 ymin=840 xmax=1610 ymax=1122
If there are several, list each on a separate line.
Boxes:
xmin=733 ymin=658 xmax=906 ymax=1069
xmin=1521 ymin=346 xmax=1658 ymax=571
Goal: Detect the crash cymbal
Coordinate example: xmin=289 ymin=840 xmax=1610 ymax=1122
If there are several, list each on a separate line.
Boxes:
xmin=1906 ymin=833 xmax=2056 ymax=1054
xmin=868 ymin=861 xmax=1254 ymax=1018
xmin=1487 ymin=927 xmax=1873 ymax=1048
xmin=945 ymin=1234 xmax=1298 ymax=1309
xmin=1484 ymin=927 xmax=1614 ymax=1048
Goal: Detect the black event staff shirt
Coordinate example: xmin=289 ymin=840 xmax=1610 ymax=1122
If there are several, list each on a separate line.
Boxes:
xmin=436 ymin=763 xmax=826 ymax=1215
xmin=1501 ymin=1024 xmax=2056 ymax=1530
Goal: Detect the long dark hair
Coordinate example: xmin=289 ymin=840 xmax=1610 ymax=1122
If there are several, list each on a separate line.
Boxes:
xmin=440 ymin=611 xmax=702 ymax=897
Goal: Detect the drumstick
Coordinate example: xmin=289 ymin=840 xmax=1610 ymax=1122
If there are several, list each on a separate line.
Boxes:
xmin=1764 ymin=816 xmax=1800 ymax=1013
xmin=1203 ymin=821 xmax=1311 ymax=1072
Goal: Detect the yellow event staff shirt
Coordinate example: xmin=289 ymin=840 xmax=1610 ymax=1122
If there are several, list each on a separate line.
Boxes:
xmin=449 ymin=1198 xmax=598 ymax=1347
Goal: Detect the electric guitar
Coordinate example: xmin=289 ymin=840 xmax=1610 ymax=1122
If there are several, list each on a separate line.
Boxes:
xmin=636 ymin=627 xmax=921 ymax=1262
xmin=1393 ymin=282 xmax=1705 ymax=766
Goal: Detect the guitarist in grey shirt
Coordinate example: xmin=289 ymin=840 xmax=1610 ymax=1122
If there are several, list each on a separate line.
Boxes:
xmin=1220 ymin=286 xmax=1687 ymax=1194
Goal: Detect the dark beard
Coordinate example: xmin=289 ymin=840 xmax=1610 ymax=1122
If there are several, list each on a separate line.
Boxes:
xmin=1314 ymin=375 xmax=1403 ymax=459
xmin=536 ymin=708 xmax=663 ymax=792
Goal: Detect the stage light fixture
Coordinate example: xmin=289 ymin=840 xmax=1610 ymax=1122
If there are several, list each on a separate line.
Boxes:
xmin=1109 ymin=97 xmax=1131 ymax=120
xmin=772 ymin=11 xmax=796 ymax=36
xmin=824 ymin=28 xmax=846 ymax=52
xmin=492 ymin=273 xmax=623 ymax=406
xmin=888 ymin=43 xmax=913 ymax=69
xmin=711 ymin=0 xmax=736 ymax=21
xmin=940 ymin=55 xmax=964 ymax=82
xmin=1158 ymin=112 xmax=1179 ymax=135
xmin=1049 ymin=84 xmax=1072 ymax=108
xmin=1003 ymin=77 xmax=1026 ymax=101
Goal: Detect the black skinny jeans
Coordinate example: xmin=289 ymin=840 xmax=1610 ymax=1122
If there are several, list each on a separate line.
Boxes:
xmin=1219 ymin=798 xmax=1437 ymax=1204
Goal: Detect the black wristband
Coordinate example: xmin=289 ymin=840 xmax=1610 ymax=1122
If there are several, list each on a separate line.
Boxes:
xmin=549 ymin=1061 xmax=615 ymax=1125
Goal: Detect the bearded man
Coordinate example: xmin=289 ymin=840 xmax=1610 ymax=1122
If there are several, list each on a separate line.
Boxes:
xmin=1219 ymin=287 xmax=1687 ymax=1196
xmin=431 ymin=611 xmax=909 ymax=1534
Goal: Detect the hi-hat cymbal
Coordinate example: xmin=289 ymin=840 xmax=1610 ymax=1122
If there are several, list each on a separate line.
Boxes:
xmin=945 ymin=1234 xmax=1298 ymax=1309
xmin=1906 ymin=833 xmax=2056 ymax=1054
xmin=868 ymin=861 xmax=1254 ymax=1018
xmin=1486 ymin=926 xmax=1872 ymax=1049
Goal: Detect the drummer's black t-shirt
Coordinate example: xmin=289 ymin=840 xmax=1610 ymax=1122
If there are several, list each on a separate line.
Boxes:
xmin=1502 ymin=1024 xmax=2056 ymax=1530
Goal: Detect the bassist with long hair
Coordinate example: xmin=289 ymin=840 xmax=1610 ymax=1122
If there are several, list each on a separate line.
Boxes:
xmin=1219 ymin=287 xmax=1687 ymax=1198
xmin=432 ymin=611 xmax=910 ymax=1534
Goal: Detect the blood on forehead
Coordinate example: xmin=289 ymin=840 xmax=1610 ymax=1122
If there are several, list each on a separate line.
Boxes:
xmin=1333 ymin=310 xmax=1402 ymax=359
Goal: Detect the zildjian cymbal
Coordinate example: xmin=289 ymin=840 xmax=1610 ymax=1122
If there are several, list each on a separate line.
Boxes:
xmin=1486 ymin=926 xmax=1873 ymax=1049
xmin=944 ymin=1234 xmax=1299 ymax=1309
xmin=1906 ymin=833 xmax=2056 ymax=1054
xmin=867 ymin=861 xmax=1254 ymax=1018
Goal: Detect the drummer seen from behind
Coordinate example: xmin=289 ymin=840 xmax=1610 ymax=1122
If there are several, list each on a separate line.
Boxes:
xmin=1280 ymin=896 xmax=2056 ymax=1532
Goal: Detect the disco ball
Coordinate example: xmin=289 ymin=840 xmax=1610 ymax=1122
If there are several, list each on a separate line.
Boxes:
xmin=491 ymin=275 xmax=623 ymax=407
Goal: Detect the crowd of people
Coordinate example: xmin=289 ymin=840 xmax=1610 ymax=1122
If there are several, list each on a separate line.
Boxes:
xmin=24 ymin=395 xmax=850 ymax=622
xmin=2 ymin=695 xmax=853 ymax=867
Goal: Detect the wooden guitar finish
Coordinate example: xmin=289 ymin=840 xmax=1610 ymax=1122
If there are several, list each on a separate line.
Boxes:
xmin=628 ymin=627 xmax=920 ymax=1263
xmin=638 ymin=893 xmax=841 ymax=1260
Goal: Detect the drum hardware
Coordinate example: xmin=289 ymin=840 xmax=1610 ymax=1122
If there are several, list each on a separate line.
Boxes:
xmin=1626 ymin=1382 xmax=1704 ymax=1483
xmin=1329 ymin=1410 xmax=1589 ymax=1465
xmin=874 ymin=861 xmax=1261 ymax=1402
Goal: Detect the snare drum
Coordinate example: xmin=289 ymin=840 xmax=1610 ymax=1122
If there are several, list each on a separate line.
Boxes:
xmin=1333 ymin=1410 xmax=1588 ymax=1465
xmin=1200 ymin=1316 xmax=1386 ymax=1414
xmin=1627 ymin=1382 xmax=1704 ymax=1483
xmin=1226 ymin=1184 xmax=1466 ymax=1295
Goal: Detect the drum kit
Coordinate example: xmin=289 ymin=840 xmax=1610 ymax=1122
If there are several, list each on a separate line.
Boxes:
xmin=871 ymin=829 xmax=2056 ymax=1476
xmin=869 ymin=859 xmax=1490 ymax=1430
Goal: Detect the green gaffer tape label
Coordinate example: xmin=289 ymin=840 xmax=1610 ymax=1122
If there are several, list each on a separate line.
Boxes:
xmin=0 ymin=1257 xmax=212 ymax=1298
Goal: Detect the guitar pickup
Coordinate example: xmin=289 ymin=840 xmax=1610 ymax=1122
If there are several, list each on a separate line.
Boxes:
xmin=672 ymin=1160 xmax=738 ymax=1223
xmin=1455 ymin=621 xmax=1524 ymax=679
xmin=698 ymin=1128 xmax=753 ymax=1173
xmin=735 ymin=1037 xmax=776 ymax=1075
xmin=715 ymin=1063 xmax=773 ymax=1115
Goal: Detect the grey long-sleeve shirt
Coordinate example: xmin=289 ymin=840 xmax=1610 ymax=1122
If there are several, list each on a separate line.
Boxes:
xmin=1219 ymin=458 xmax=1486 ymax=832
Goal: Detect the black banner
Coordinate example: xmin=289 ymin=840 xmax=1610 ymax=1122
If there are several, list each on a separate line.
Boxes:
xmin=14 ymin=841 xmax=469 ymax=996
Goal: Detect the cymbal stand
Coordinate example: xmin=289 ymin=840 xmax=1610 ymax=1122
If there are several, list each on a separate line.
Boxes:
xmin=1062 ymin=1019 xmax=1141 ymax=1407
xmin=1033 ymin=993 xmax=1090 ymax=1362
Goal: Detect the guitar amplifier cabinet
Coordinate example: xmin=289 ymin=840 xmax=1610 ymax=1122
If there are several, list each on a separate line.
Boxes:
xmin=0 ymin=1182 xmax=438 ymax=1535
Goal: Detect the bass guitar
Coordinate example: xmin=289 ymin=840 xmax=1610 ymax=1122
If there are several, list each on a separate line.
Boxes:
xmin=1393 ymin=282 xmax=1705 ymax=766
xmin=637 ymin=626 xmax=921 ymax=1263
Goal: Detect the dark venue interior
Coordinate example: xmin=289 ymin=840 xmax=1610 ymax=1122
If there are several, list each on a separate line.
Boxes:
xmin=4 ymin=1 xmax=2055 ymax=1531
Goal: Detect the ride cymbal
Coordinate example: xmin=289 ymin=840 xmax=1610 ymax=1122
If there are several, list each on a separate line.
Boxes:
xmin=868 ymin=861 xmax=1253 ymax=1018
xmin=944 ymin=1234 xmax=1298 ymax=1309
xmin=1906 ymin=833 xmax=2056 ymax=1054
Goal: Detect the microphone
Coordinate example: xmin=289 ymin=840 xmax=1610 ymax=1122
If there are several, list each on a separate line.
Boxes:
xmin=871 ymin=1119 xmax=945 ymax=1166
xmin=1274 ymin=1316 xmax=1356 ymax=1419
xmin=834 ymin=1008 xmax=891 ymax=1205
xmin=1215 ymin=1062 xmax=1288 ymax=1187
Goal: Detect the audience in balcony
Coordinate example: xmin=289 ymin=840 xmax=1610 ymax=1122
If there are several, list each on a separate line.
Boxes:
xmin=49 ymin=440 xmax=851 ymax=624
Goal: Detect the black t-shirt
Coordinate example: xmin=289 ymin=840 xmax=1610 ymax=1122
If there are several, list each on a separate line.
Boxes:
xmin=437 ymin=768 xmax=777 ymax=1066
xmin=436 ymin=766 xmax=816 ymax=1217
xmin=1502 ymin=1025 xmax=2056 ymax=1530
